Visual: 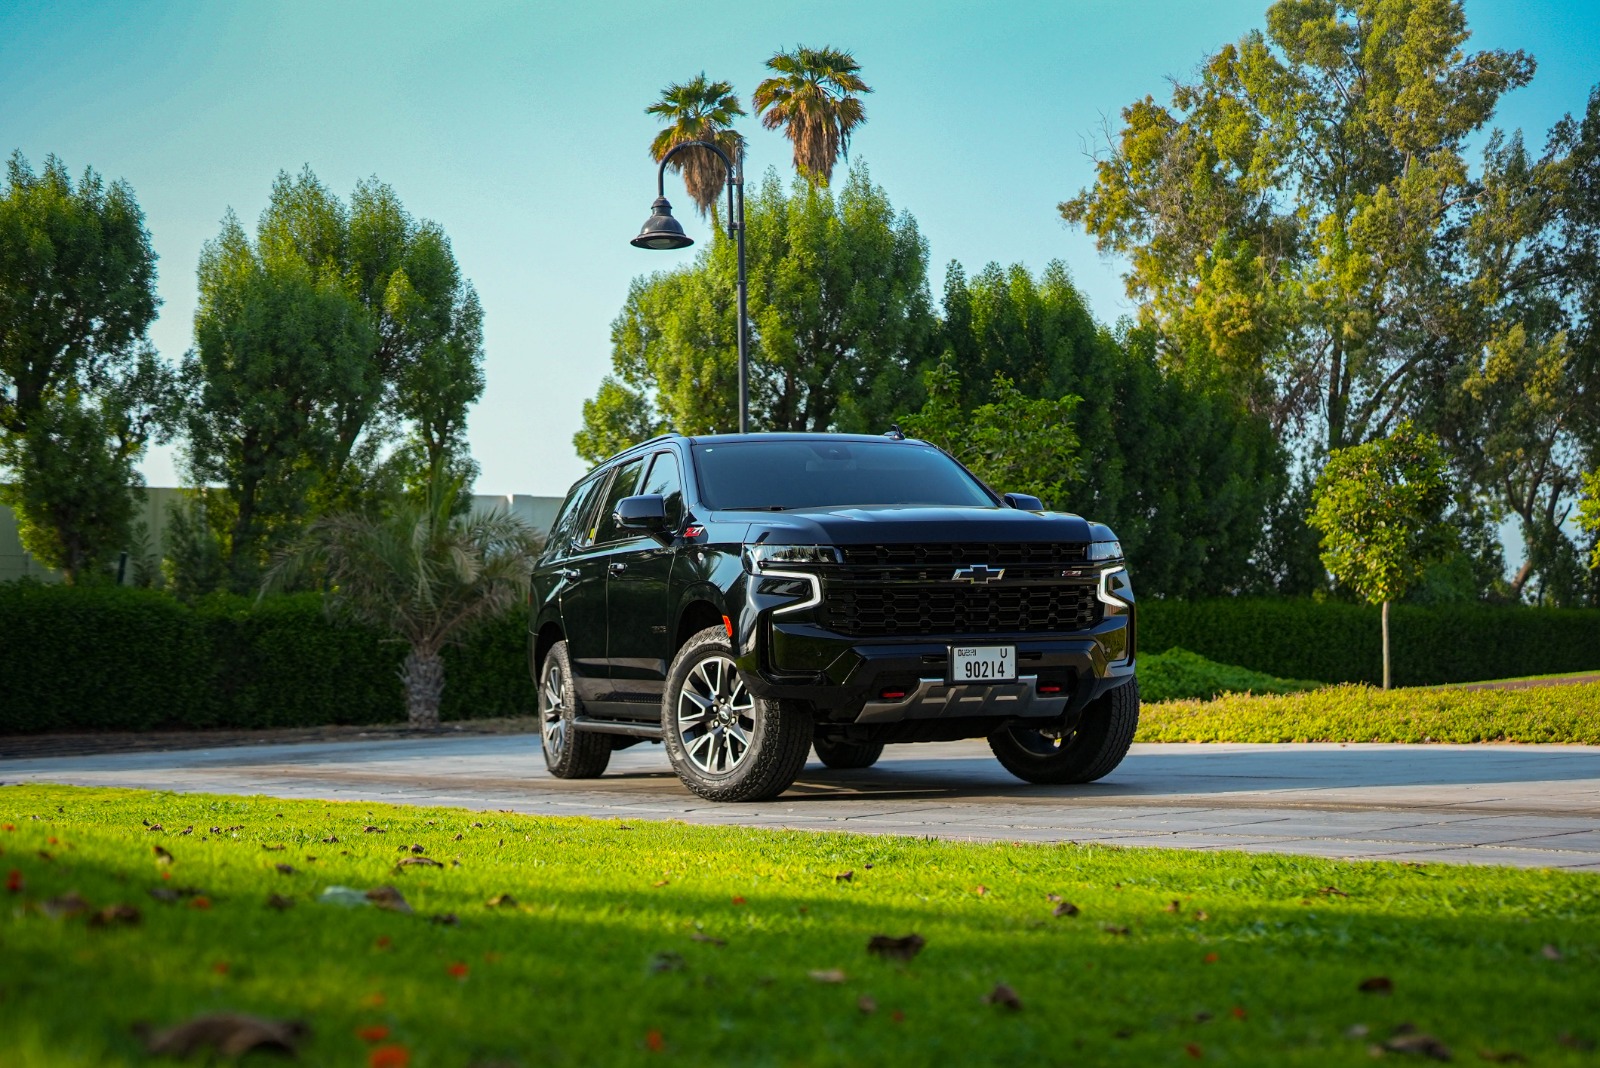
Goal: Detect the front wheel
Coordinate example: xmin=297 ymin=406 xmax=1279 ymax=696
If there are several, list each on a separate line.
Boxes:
xmin=989 ymin=677 xmax=1140 ymax=785
xmin=539 ymin=641 xmax=611 ymax=779
xmin=661 ymin=626 xmax=812 ymax=802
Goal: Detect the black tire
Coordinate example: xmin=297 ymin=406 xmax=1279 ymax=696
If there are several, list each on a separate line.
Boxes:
xmin=988 ymin=677 xmax=1140 ymax=785
xmin=813 ymin=735 xmax=885 ymax=770
xmin=539 ymin=641 xmax=611 ymax=779
xmin=662 ymin=626 xmax=812 ymax=802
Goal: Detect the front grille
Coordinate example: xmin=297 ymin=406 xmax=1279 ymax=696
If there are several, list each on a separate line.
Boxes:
xmin=821 ymin=582 xmax=1102 ymax=637
xmin=839 ymin=543 xmax=1088 ymax=568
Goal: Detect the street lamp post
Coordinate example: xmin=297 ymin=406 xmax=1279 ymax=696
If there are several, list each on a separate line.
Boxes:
xmin=631 ymin=140 xmax=749 ymax=434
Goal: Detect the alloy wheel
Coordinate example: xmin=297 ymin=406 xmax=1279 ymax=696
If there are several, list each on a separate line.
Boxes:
xmin=540 ymin=659 xmax=567 ymax=762
xmin=675 ymin=654 xmax=755 ymax=774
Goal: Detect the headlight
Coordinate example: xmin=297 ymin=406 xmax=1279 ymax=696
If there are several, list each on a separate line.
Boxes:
xmin=1087 ymin=540 xmax=1123 ymax=562
xmin=746 ymin=544 xmax=841 ymax=569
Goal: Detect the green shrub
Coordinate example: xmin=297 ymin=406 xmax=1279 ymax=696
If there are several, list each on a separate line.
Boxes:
xmin=1139 ymin=599 xmax=1600 ymax=686
xmin=1137 ymin=647 xmax=1321 ymax=702
xmin=0 ymin=583 xmax=532 ymax=734
xmin=1136 ymin=682 xmax=1600 ymax=744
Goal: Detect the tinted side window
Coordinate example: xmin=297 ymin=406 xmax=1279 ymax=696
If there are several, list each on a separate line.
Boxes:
xmin=545 ymin=475 xmax=606 ymax=559
xmin=640 ymin=450 xmax=684 ymax=529
xmin=592 ymin=457 xmax=646 ymax=545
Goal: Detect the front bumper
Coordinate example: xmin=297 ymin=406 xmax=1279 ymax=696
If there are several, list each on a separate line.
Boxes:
xmin=737 ymin=617 xmax=1135 ymax=724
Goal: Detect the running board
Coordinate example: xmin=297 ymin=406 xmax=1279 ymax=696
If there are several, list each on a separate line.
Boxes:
xmin=572 ymin=717 xmax=663 ymax=740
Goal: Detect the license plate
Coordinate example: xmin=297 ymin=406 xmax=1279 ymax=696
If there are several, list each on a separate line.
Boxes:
xmin=950 ymin=645 xmax=1016 ymax=684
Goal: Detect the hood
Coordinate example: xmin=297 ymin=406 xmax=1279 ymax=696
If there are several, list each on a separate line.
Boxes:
xmin=716 ymin=505 xmax=1095 ymax=546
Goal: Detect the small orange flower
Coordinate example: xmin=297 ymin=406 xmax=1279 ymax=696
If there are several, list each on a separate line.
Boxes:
xmin=375 ymin=935 xmax=392 ymax=949
xmin=447 ymin=962 xmax=469 ymax=979
xmin=47 ymin=837 xmax=58 ymax=845
xmin=2 ymin=823 xmax=15 ymax=832
xmin=5 ymin=869 xmax=22 ymax=893
xmin=368 ymin=1044 xmax=410 ymax=1068
xmin=189 ymin=896 xmax=211 ymax=910
xmin=1202 ymin=952 xmax=1218 ymax=964
xmin=160 ymin=870 xmax=171 ymax=880
xmin=1230 ymin=1006 xmax=1247 ymax=1020
xmin=361 ymin=992 xmax=387 ymax=1008
xmin=357 ymin=1025 xmax=390 ymax=1042
xmin=731 ymin=896 xmax=746 ymax=905
xmin=645 ymin=1030 xmax=665 ymax=1052
xmin=212 ymin=961 xmax=230 ymax=975
xmin=890 ymin=1010 xmax=906 ymax=1023
xmin=1186 ymin=1042 xmax=1204 ymax=1059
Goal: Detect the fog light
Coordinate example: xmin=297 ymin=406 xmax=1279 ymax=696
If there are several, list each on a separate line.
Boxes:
xmin=1038 ymin=683 xmax=1062 ymax=695
xmin=879 ymin=688 xmax=908 ymax=700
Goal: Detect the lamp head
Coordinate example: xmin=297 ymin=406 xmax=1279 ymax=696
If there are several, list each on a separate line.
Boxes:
xmin=630 ymin=196 xmax=693 ymax=250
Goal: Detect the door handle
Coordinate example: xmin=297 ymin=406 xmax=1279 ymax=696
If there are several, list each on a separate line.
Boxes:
xmin=608 ymin=562 xmax=628 ymax=575
xmin=557 ymin=567 xmax=579 ymax=581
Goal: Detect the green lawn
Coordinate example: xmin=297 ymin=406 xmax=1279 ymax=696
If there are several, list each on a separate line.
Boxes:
xmin=1138 ymin=681 xmax=1600 ymax=744
xmin=3 ymin=787 xmax=1598 ymax=1065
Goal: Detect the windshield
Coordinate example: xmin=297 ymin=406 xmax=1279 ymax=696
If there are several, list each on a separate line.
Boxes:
xmin=691 ymin=439 xmax=996 ymax=511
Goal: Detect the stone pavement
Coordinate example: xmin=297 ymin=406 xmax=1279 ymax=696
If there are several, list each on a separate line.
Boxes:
xmin=3 ymin=736 xmax=1598 ymax=870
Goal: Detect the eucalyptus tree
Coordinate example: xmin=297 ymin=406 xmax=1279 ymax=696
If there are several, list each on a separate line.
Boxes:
xmin=647 ymin=74 xmax=746 ymax=219
xmin=753 ymin=46 xmax=871 ymax=186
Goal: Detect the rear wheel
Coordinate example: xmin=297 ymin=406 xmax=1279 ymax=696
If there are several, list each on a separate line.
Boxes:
xmin=662 ymin=626 xmax=812 ymax=802
xmin=813 ymin=735 xmax=885 ymax=770
xmin=539 ymin=641 xmax=611 ymax=778
xmin=989 ymin=677 xmax=1139 ymax=785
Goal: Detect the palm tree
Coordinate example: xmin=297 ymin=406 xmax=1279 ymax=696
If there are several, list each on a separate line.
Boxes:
xmin=265 ymin=472 xmax=541 ymax=729
xmin=647 ymin=74 xmax=746 ymax=219
xmin=753 ymin=46 xmax=872 ymax=186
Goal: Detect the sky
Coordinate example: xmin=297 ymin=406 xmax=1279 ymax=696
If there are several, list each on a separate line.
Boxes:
xmin=3 ymin=0 xmax=1599 ymax=500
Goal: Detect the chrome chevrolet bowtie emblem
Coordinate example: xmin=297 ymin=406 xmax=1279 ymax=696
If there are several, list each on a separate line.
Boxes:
xmin=952 ymin=564 xmax=1005 ymax=584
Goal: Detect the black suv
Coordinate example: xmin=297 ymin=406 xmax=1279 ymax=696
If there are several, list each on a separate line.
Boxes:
xmin=529 ymin=433 xmax=1137 ymax=802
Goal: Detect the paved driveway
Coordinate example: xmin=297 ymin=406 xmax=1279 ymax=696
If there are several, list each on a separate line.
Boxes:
xmin=4 ymin=737 xmax=1598 ymax=870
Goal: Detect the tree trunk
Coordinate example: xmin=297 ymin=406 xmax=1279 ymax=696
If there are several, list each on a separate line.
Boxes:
xmin=1381 ymin=599 xmax=1391 ymax=691
xmin=400 ymin=648 xmax=445 ymax=730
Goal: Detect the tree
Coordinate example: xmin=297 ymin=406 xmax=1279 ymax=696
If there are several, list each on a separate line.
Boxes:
xmin=576 ymin=164 xmax=932 ymax=459
xmin=1309 ymin=423 xmax=1455 ymax=689
xmin=1579 ymin=470 xmax=1600 ymax=572
xmin=900 ymin=359 xmax=1080 ymax=507
xmin=1060 ymin=0 xmax=1534 ymax=455
xmin=0 ymin=152 xmax=175 ymax=581
xmin=183 ymin=168 xmax=486 ymax=591
xmin=754 ymin=46 xmax=871 ymax=186
xmin=647 ymin=74 xmax=746 ymax=219
xmin=265 ymin=472 xmax=541 ymax=729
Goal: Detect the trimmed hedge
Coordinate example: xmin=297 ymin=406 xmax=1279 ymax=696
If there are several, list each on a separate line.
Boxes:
xmin=1137 ymin=647 xmax=1321 ymax=703
xmin=0 ymin=583 xmax=532 ymax=734
xmin=1139 ymin=598 xmax=1600 ymax=688
xmin=1136 ymin=682 xmax=1600 ymax=744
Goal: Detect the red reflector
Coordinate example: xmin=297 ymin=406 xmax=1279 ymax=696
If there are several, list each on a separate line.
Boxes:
xmin=880 ymin=689 xmax=907 ymax=700
xmin=722 ymin=615 xmax=733 ymax=638
xmin=1038 ymin=684 xmax=1062 ymax=694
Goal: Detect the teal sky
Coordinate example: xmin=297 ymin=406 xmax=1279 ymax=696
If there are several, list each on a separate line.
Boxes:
xmin=3 ymin=0 xmax=1598 ymax=498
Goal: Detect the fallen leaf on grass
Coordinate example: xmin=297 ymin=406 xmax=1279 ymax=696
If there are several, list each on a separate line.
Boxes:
xmin=369 ymin=1044 xmax=410 ymax=1068
xmin=835 ymin=870 xmax=853 ymax=882
xmin=1053 ymin=901 xmax=1080 ymax=918
xmin=973 ymin=885 xmax=989 ymax=897
xmin=265 ymin=894 xmax=294 ymax=911
xmin=274 ymin=864 xmax=297 ymax=876
xmin=1046 ymin=893 xmax=1062 ymax=903
xmin=1193 ymin=911 xmax=1210 ymax=922
xmin=395 ymin=857 xmax=442 ymax=869
xmin=409 ymin=844 xmax=425 ymax=854
xmin=321 ymin=835 xmax=339 ymax=844
xmin=152 ymin=845 xmax=173 ymax=864
xmin=1102 ymin=924 xmax=1130 ymax=936
xmin=149 ymin=886 xmax=202 ymax=903
xmin=1164 ymin=900 xmax=1181 ymax=913
xmin=650 ymin=952 xmax=686 ymax=973
xmin=1477 ymin=1050 xmax=1526 ymax=1063
xmin=37 ymin=850 xmax=53 ymax=861
xmin=982 ymin=983 xmax=1022 ymax=1011
xmin=90 ymin=904 xmax=141 ymax=928
xmin=453 ymin=833 xmax=463 ymax=841
xmin=858 ymin=996 xmax=877 ymax=1014
xmin=39 ymin=892 xmax=92 ymax=919
xmin=262 ymin=845 xmax=286 ymax=852
xmin=366 ymin=886 xmax=412 ymax=914
xmin=485 ymin=893 xmax=517 ymax=908
xmin=1557 ymin=1033 xmax=1595 ymax=1051
xmin=690 ymin=932 xmax=726 ymax=946
xmin=808 ymin=969 xmax=847 ymax=984
xmin=1346 ymin=1025 xmax=1371 ymax=1039
xmin=363 ymin=826 xmax=385 ymax=834
xmin=143 ymin=1013 xmax=308 ymax=1058
xmin=429 ymin=913 xmax=459 ymax=926
xmin=1382 ymin=1032 xmax=1452 ymax=1060
xmin=1359 ymin=976 xmax=1394 ymax=995
xmin=866 ymin=934 xmax=925 ymax=962
xmin=652 ymin=879 xmax=669 ymax=888
xmin=146 ymin=824 xmax=163 ymax=832
xmin=1319 ymin=886 xmax=1349 ymax=897
xmin=1540 ymin=944 xmax=1562 ymax=960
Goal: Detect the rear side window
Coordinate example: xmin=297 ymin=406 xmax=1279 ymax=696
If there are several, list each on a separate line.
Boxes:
xmin=545 ymin=475 xmax=606 ymax=558
xmin=640 ymin=450 xmax=684 ymax=529
xmin=592 ymin=457 xmax=646 ymax=545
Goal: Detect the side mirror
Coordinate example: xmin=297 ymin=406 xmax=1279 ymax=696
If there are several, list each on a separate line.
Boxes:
xmin=614 ymin=494 xmax=670 ymax=542
xmin=1003 ymin=492 xmax=1045 ymax=511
